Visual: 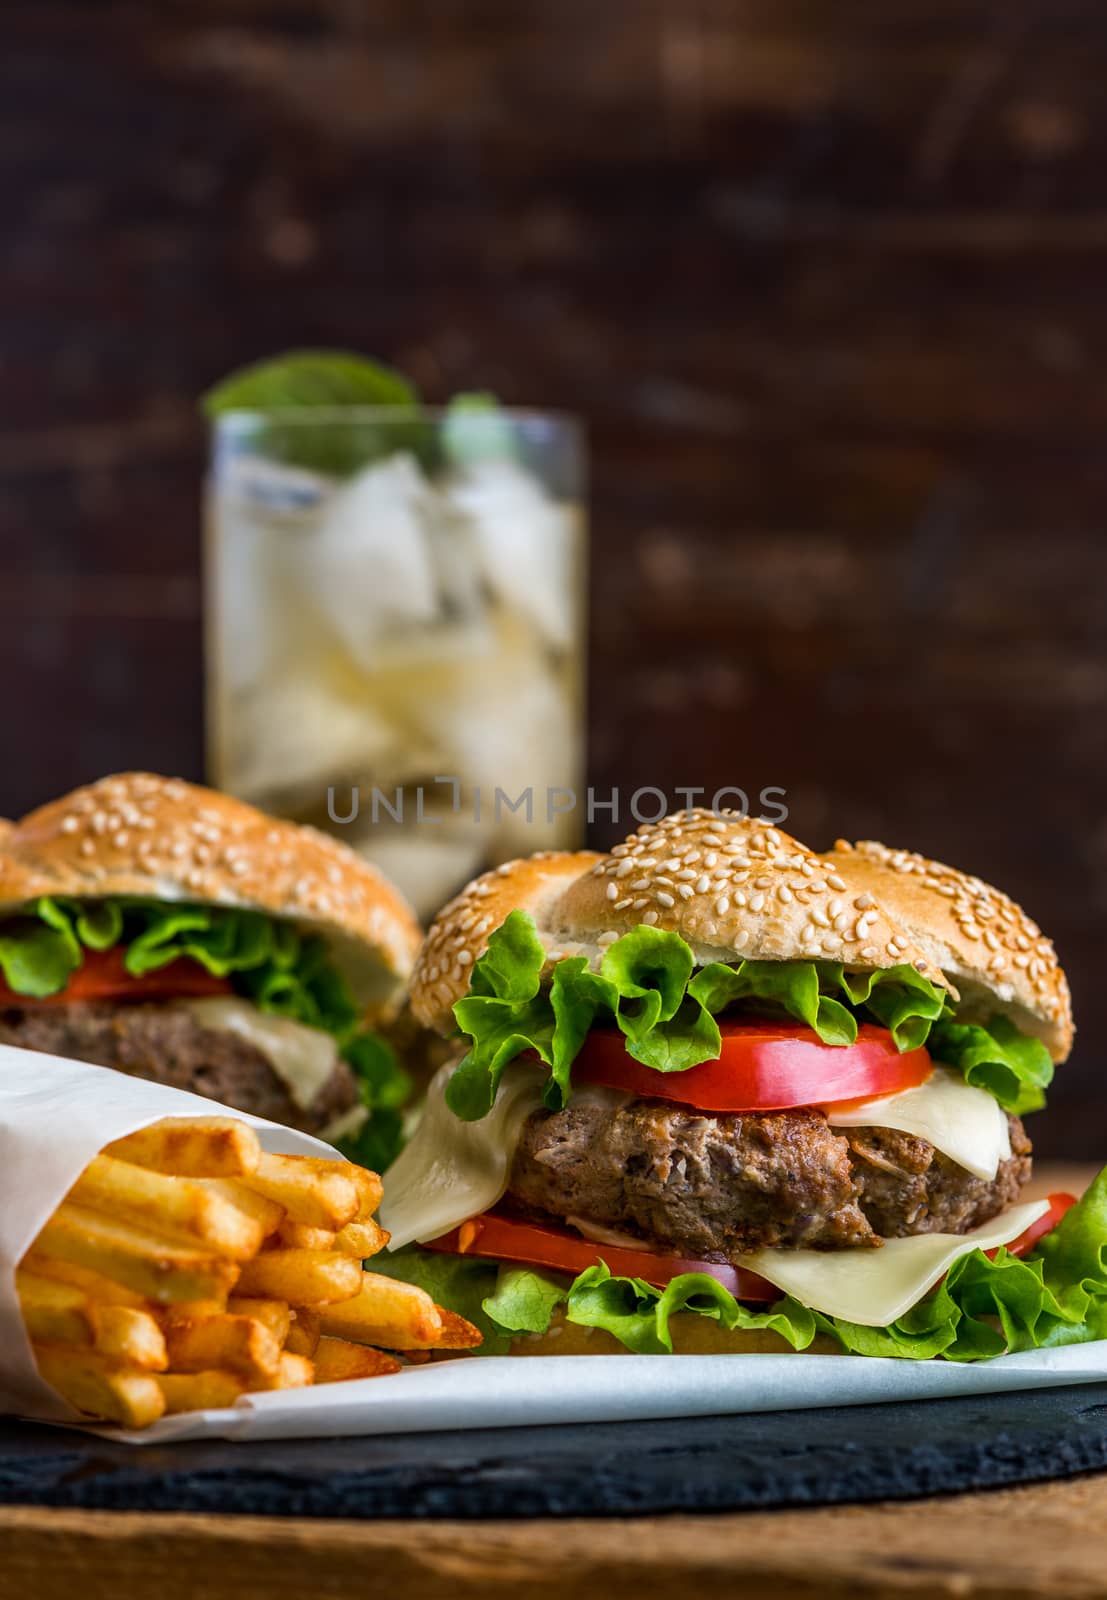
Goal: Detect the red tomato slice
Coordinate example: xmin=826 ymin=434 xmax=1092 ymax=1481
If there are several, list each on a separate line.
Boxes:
xmin=990 ymin=1193 xmax=1076 ymax=1261
xmin=423 ymin=1210 xmax=777 ymax=1301
xmin=0 ymin=946 xmax=234 ymax=1006
xmin=573 ymin=1020 xmax=933 ymax=1113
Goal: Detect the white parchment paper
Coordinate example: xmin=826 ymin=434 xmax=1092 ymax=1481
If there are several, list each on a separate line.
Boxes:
xmin=0 ymin=1044 xmax=333 ymax=1423
xmin=3 ymin=1045 xmax=1107 ymax=1445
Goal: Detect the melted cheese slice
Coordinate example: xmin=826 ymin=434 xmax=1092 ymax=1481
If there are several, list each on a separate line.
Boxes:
xmin=380 ymin=1062 xmax=549 ymax=1249
xmin=739 ymin=1198 xmax=1048 ymax=1326
xmin=181 ymin=998 xmax=339 ymax=1111
xmin=826 ymin=1067 xmax=1011 ymax=1181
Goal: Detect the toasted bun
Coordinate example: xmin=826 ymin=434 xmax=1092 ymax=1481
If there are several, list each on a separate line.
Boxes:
xmin=411 ymin=810 xmax=954 ymax=1031
xmin=825 ymin=840 xmax=1072 ymax=1061
xmin=506 ymin=1308 xmax=841 ymax=1357
xmin=0 ymin=773 xmax=421 ymax=1008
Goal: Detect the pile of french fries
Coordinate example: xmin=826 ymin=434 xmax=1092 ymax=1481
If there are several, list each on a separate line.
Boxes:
xmin=17 ymin=1115 xmax=479 ymax=1428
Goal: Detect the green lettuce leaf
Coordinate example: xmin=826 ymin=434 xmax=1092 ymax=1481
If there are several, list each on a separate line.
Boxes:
xmin=445 ymin=912 xmax=951 ymax=1121
xmin=927 ymin=1016 xmax=1054 ymax=1114
xmin=379 ymin=1167 xmax=1107 ymax=1361
xmin=333 ymin=1033 xmax=413 ymax=1172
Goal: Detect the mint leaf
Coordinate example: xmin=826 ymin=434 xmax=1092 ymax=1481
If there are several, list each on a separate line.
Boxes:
xmin=442 ymin=393 xmax=518 ymax=466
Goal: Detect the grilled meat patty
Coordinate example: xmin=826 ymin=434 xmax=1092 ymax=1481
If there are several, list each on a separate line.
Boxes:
xmin=508 ymin=1094 xmax=1031 ymax=1258
xmin=0 ymin=1002 xmax=358 ymax=1135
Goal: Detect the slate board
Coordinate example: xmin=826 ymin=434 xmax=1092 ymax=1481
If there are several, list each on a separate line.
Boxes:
xmin=1 ymin=1384 xmax=1107 ymax=1519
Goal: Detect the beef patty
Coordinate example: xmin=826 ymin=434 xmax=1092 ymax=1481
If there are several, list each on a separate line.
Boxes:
xmin=508 ymin=1093 xmax=1032 ymax=1258
xmin=0 ymin=1002 xmax=358 ymax=1135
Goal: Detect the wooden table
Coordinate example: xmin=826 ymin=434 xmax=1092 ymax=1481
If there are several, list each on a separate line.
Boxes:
xmin=1 ymin=1165 xmax=1101 ymax=1600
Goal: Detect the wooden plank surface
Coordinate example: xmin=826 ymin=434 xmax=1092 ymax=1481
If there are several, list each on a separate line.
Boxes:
xmin=2 ymin=1477 xmax=1107 ymax=1600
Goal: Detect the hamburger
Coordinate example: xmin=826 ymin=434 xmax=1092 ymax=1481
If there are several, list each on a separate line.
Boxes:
xmin=0 ymin=773 xmax=420 ymax=1160
xmin=377 ymin=809 xmax=1107 ymax=1360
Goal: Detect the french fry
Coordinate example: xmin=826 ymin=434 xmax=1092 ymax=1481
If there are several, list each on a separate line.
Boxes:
xmin=34 ymin=1345 xmax=166 ymax=1429
xmin=164 ymin=1313 xmax=282 ymax=1382
xmin=205 ymin=1179 xmax=284 ymax=1237
xmin=240 ymin=1153 xmax=359 ymax=1230
xmin=429 ymin=1310 xmax=484 ymax=1351
xmin=17 ymin=1270 xmax=99 ymax=1346
xmin=157 ymin=1370 xmax=247 ymax=1414
xmin=35 ymin=1203 xmax=240 ymax=1304
xmin=159 ymin=1298 xmax=224 ymax=1328
xmin=315 ymin=1273 xmax=443 ymax=1347
xmin=236 ymin=1248 xmax=361 ymax=1305
xmin=340 ymin=1163 xmax=383 ymax=1220
xmin=105 ymin=1117 xmax=261 ymax=1177
xmin=21 ymin=1253 xmax=149 ymax=1309
xmin=335 ymin=1219 xmax=389 ymax=1259
xmin=277 ymin=1217 xmax=388 ymax=1257
xmin=312 ymin=1337 xmax=402 ymax=1383
xmin=68 ymin=1156 xmax=266 ymax=1260
xmin=19 ymin=1274 xmax=168 ymax=1369
xmin=93 ymin=1307 xmax=170 ymax=1370
xmin=285 ymin=1308 xmax=320 ymax=1358
xmin=227 ymin=1297 xmax=292 ymax=1345
xmin=251 ymin=1351 xmax=314 ymax=1391
xmin=276 ymin=1221 xmax=337 ymax=1252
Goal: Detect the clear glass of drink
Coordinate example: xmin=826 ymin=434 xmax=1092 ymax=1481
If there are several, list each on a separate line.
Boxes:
xmin=205 ymin=407 xmax=587 ymax=918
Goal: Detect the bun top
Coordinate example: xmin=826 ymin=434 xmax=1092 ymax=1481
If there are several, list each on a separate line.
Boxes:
xmin=412 ymin=810 xmax=960 ymax=1031
xmin=411 ymin=810 xmax=1072 ymax=1060
xmin=0 ymin=773 xmax=421 ymax=1008
xmin=824 ymin=839 xmax=1072 ymax=1061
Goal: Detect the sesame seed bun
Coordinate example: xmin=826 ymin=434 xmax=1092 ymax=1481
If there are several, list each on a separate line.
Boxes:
xmin=410 ymin=810 xmax=956 ymax=1032
xmin=825 ymin=840 xmax=1072 ymax=1061
xmin=0 ymin=773 xmax=420 ymax=1009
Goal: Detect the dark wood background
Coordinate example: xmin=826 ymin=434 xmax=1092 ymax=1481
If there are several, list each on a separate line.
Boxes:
xmin=2 ymin=2 xmax=1105 ymax=1154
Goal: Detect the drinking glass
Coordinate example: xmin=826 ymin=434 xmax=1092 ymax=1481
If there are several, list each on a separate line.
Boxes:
xmin=205 ymin=408 xmax=586 ymax=918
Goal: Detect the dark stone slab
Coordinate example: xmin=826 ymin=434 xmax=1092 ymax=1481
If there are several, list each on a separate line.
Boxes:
xmin=1 ymin=1384 xmax=1106 ymax=1519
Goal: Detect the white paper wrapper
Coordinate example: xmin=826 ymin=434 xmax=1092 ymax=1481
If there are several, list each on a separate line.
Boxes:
xmin=0 ymin=1045 xmax=334 ymax=1424
xmin=5 ymin=1046 xmax=1107 ymax=1446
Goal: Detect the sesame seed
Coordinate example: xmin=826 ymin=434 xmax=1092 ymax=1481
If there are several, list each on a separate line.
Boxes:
xmin=860 ymin=945 xmax=878 ymax=959
xmin=656 ymin=891 xmax=675 ymax=908
xmin=827 ymin=874 xmax=847 ymax=892
xmin=605 ymin=883 xmax=618 ymax=901
xmin=778 ymin=884 xmax=794 ymax=903
xmin=642 ymin=909 xmax=660 ymax=925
